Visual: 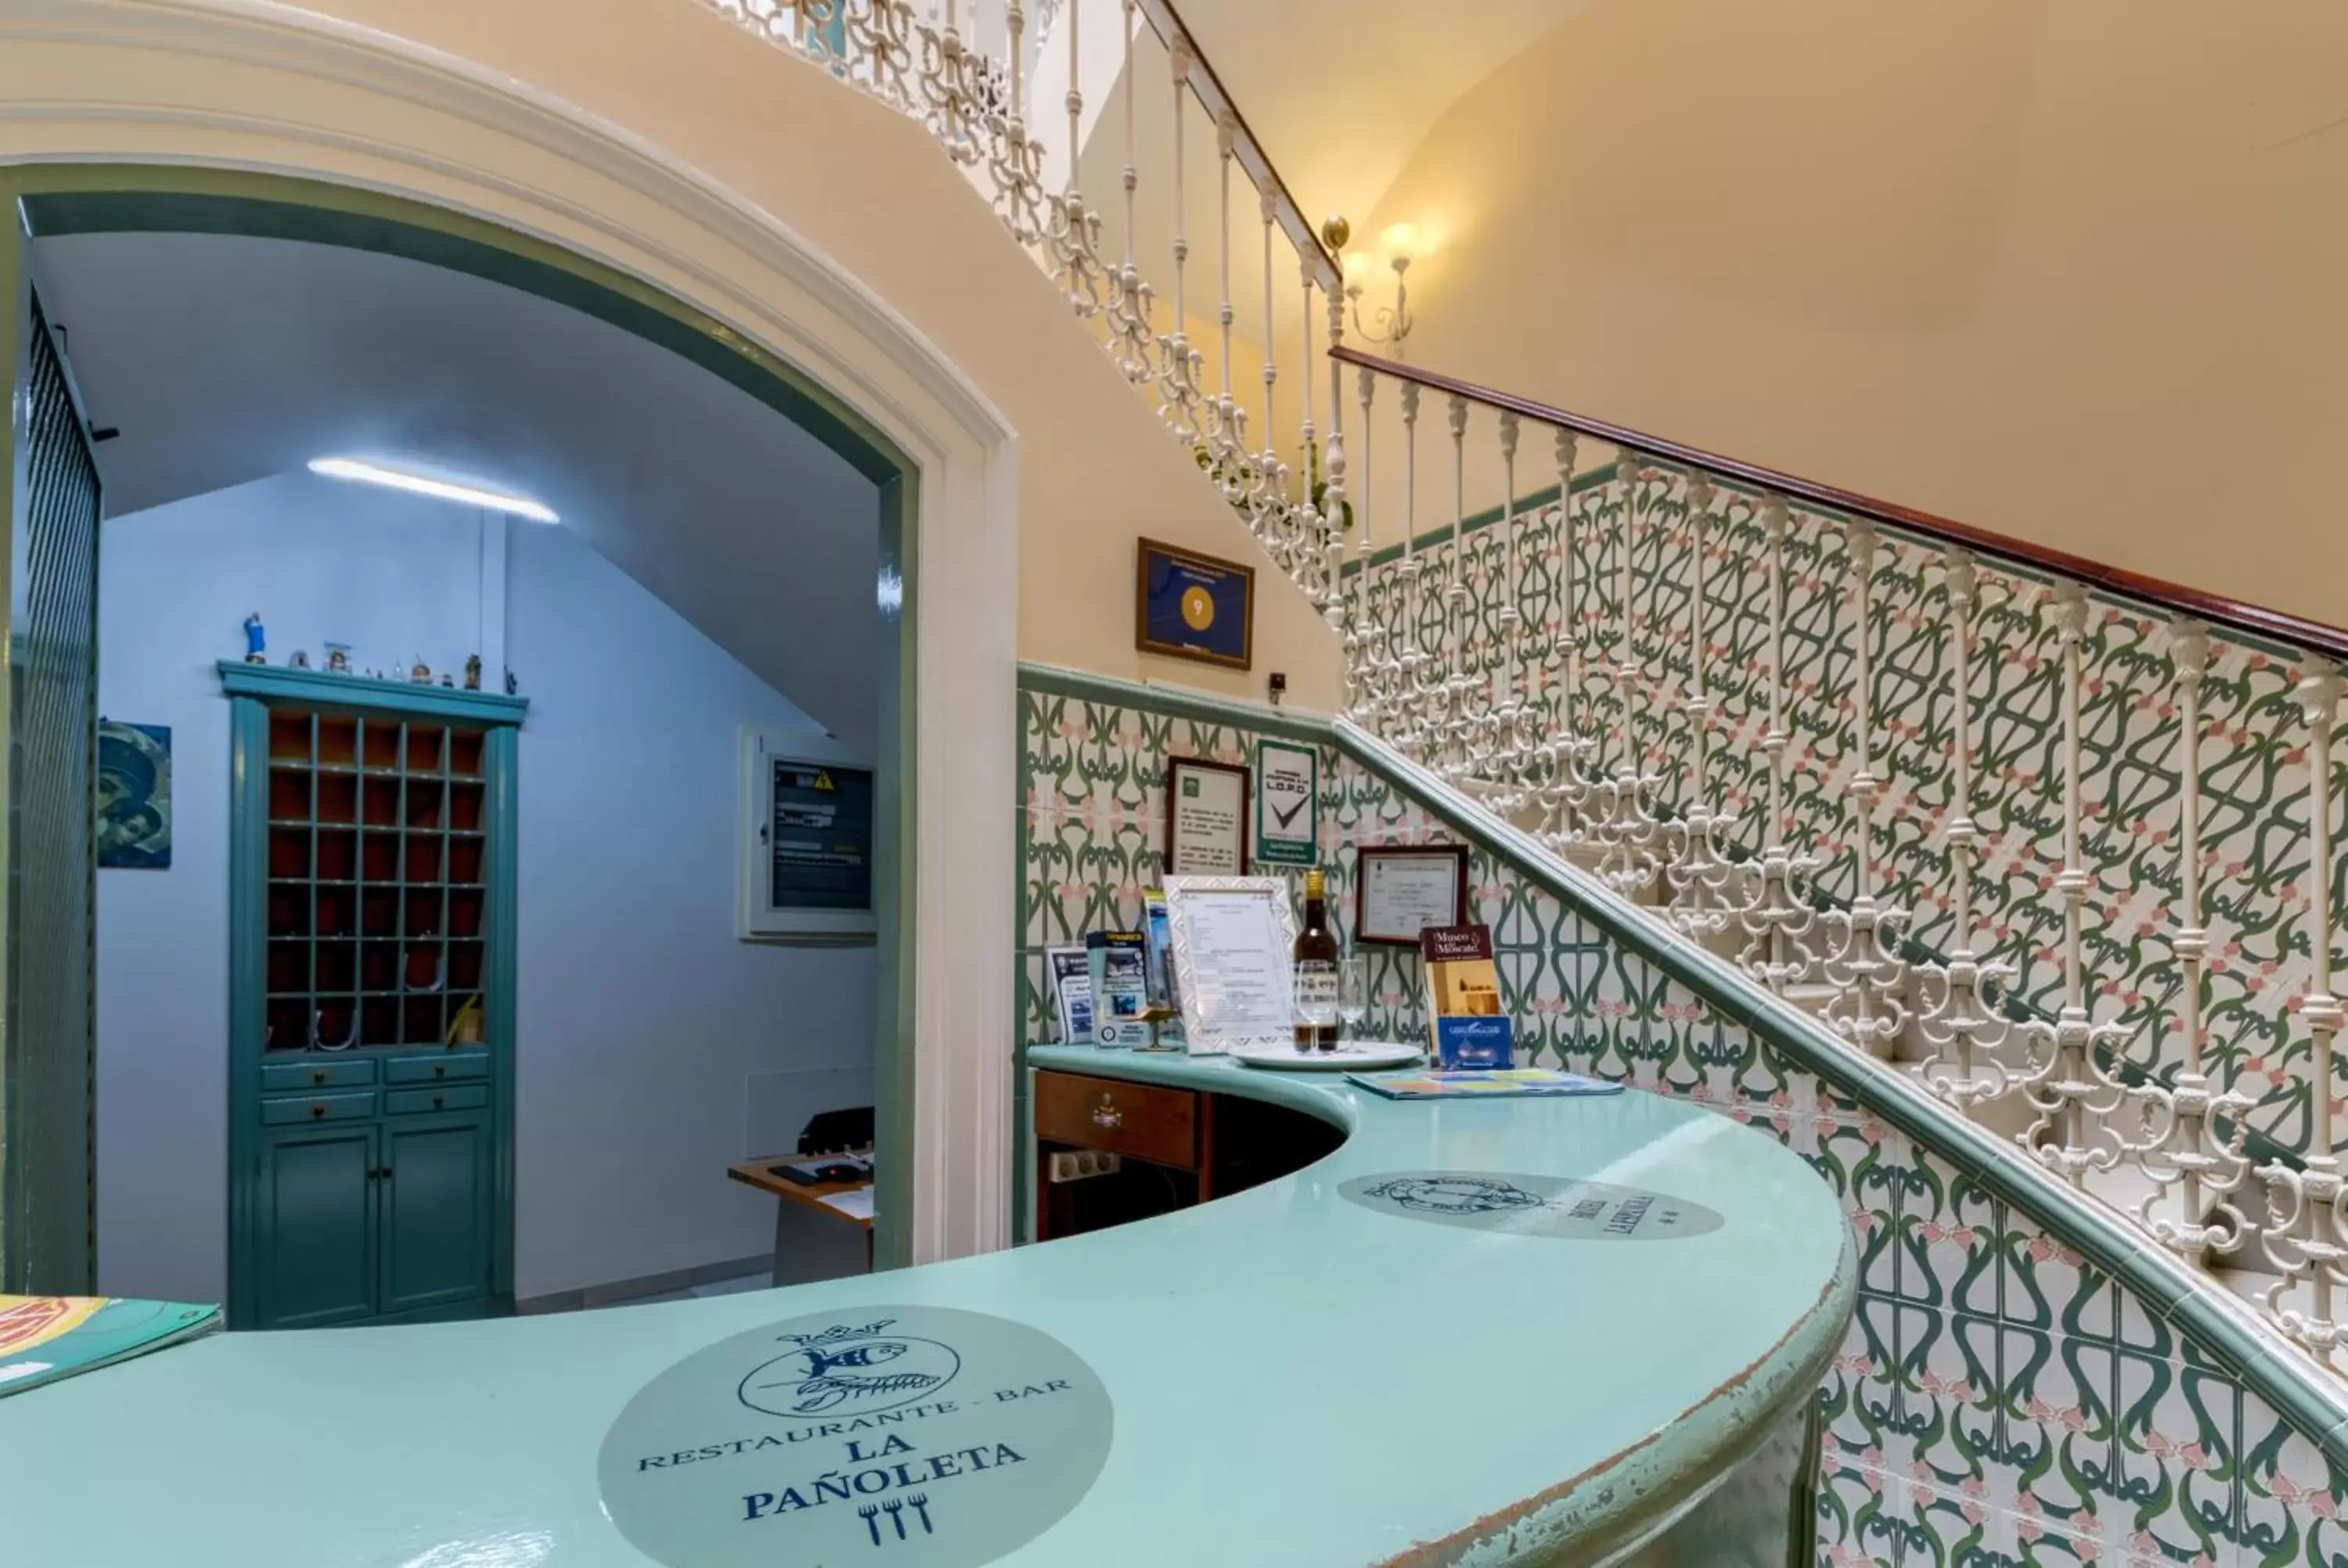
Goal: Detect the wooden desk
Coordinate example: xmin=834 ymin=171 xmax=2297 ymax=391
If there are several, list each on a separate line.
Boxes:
xmin=726 ymin=1153 xmax=873 ymax=1286
xmin=1032 ymin=1066 xmax=1342 ymax=1240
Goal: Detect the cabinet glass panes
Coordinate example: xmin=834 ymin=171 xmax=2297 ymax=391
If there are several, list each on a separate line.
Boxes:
xmin=265 ymin=711 xmax=492 ymax=1051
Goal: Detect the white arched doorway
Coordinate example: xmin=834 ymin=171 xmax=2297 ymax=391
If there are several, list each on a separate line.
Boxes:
xmin=0 ymin=0 xmax=1022 ymax=1267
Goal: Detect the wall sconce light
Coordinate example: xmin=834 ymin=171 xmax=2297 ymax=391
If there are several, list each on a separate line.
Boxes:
xmin=1322 ymin=214 xmax=1416 ymax=356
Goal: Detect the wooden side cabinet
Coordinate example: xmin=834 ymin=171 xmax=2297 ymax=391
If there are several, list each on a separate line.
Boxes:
xmin=221 ymin=664 xmax=525 ymax=1329
xmin=1031 ymin=1067 xmax=1342 ymax=1242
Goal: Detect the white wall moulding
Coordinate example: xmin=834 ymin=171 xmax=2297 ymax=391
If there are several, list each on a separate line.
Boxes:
xmin=0 ymin=0 xmax=1021 ymax=1264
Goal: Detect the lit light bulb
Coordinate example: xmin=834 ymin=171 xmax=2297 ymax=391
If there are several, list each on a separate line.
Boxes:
xmin=1377 ymin=222 xmax=1421 ymax=264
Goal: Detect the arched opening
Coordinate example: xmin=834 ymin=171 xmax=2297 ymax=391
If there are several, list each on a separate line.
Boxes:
xmin=0 ymin=167 xmax=927 ymax=1314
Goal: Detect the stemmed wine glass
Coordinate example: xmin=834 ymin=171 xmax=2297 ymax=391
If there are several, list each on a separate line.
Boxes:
xmin=1338 ymin=954 xmax=1369 ymax=1047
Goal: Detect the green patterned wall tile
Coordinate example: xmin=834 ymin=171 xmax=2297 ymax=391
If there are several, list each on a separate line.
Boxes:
xmin=1012 ymin=663 xmax=2346 ymax=1568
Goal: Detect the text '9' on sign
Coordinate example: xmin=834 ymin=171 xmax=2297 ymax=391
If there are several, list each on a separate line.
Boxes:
xmin=1135 ymin=538 xmax=1253 ymax=671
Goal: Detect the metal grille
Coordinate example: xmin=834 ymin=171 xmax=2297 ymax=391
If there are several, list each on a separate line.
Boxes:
xmin=2 ymin=294 xmax=102 ymax=1293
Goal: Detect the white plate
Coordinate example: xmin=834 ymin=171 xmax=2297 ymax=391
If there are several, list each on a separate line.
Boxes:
xmin=1229 ymin=1040 xmax=1424 ymax=1072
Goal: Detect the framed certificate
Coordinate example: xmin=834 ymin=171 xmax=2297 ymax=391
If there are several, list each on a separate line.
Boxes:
xmin=1135 ymin=538 xmax=1255 ymax=669
xmin=1162 ymin=876 xmax=1298 ymax=1055
xmin=1252 ymin=739 xmax=1319 ymax=868
xmin=1355 ymin=843 xmax=1471 ymax=947
xmin=1163 ymin=755 xmax=1249 ymax=876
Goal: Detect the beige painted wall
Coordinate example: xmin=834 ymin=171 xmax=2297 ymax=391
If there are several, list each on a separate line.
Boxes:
xmin=282 ymin=0 xmax=1342 ymax=705
xmin=1352 ymin=0 xmax=2348 ymax=628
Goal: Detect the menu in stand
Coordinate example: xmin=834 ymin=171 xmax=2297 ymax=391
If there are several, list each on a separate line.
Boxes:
xmin=1421 ymin=922 xmax=1514 ymax=1069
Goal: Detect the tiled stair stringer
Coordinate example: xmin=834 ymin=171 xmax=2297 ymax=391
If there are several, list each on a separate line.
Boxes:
xmin=1014 ymin=665 xmax=2348 ymax=1566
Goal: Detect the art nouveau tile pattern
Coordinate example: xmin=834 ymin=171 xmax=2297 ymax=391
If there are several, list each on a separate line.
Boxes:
xmin=1345 ymin=465 xmax=2342 ymax=1162
xmin=1016 ymin=675 xmax=2347 ymax=1566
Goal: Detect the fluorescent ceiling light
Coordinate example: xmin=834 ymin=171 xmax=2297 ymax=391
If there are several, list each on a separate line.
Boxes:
xmin=308 ymin=456 xmax=558 ymax=523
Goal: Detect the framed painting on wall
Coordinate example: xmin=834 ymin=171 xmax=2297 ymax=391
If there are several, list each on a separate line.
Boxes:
xmin=96 ymin=720 xmax=172 ymax=869
xmin=1135 ymin=537 xmax=1254 ymax=670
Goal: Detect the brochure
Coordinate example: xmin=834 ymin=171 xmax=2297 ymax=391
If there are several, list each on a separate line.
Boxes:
xmin=1345 ymin=1069 xmax=1626 ymax=1102
xmin=0 ymin=1295 xmax=220 ymax=1398
xmin=1420 ymin=922 xmax=1514 ymax=1068
xmin=1140 ymin=890 xmax=1185 ymax=1048
xmin=1086 ymin=930 xmax=1151 ymax=1048
xmin=1046 ymin=944 xmax=1093 ymax=1043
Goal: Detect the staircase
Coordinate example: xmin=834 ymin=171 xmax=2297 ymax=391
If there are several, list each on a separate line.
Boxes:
xmin=717 ymin=0 xmax=2348 ymax=1541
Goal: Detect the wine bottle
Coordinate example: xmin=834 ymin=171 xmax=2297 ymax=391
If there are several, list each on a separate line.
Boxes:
xmin=1293 ymin=869 xmax=1339 ymax=1051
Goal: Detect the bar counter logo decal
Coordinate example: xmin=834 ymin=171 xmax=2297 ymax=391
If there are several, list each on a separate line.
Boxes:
xmin=1339 ymin=1171 xmax=1726 ymax=1242
xmin=1135 ymin=538 xmax=1254 ymax=670
xmin=600 ymin=1304 xmax=1114 ymax=1566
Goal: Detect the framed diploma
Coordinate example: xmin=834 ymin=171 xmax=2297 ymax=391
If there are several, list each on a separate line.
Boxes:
xmin=1162 ymin=876 xmax=1298 ymax=1055
xmin=1354 ymin=843 xmax=1471 ymax=947
xmin=1135 ymin=538 xmax=1255 ymax=669
xmin=1163 ymin=754 xmax=1249 ymax=876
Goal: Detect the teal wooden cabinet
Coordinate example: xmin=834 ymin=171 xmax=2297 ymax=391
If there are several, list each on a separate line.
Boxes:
xmin=256 ymin=1122 xmax=378 ymax=1329
xmin=222 ymin=664 xmax=525 ymax=1329
xmin=380 ymin=1111 xmax=492 ymax=1317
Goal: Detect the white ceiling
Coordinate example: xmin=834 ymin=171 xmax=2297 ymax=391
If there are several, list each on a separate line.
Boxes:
xmin=31 ymin=231 xmax=883 ymax=756
xmin=1165 ymin=0 xmax=1584 ymax=232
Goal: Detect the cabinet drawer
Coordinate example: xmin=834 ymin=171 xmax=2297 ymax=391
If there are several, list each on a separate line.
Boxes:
xmin=261 ymin=1090 xmax=378 ymax=1126
xmin=261 ymin=1059 xmax=376 ymax=1093
xmin=386 ymin=1084 xmax=489 ymax=1117
xmin=384 ymin=1053 xmax=490 ymax=1086
xmin=1033 ymin=1070 xmax=1196 ymax=1169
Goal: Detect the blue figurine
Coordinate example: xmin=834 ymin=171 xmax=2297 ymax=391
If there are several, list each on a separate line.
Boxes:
xmin=242 ymin=613 xmax=267 ymax=665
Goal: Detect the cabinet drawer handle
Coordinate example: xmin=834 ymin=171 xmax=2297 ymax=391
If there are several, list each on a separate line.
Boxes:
xmin=432 ymin=1094 xmax=445 ymax=1109
xmin=310 ymin=1102 xmax=326 ymax=1120
xmin=1089 ymin=1097 xmax=1122 ymax=1130
xmin=310 ymin=1068 xmax=327 ymax=1086
xmin=432 ymin=1064 xmax=447 ymax=1079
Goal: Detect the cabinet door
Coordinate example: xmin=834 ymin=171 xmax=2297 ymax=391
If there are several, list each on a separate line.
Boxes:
xmin=256 ymin=1122 xmax=380 ymax=1329
xmin=379 ymin=1113 xmax=492 ymax=1316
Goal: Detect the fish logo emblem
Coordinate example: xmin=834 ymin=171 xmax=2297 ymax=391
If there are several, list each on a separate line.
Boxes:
xmin=737 ymin=1318 xmax=963 ymax=1418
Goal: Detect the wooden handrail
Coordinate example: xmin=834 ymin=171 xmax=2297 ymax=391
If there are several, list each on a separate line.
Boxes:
xmin=1142 ymin=0 xmax=1341 ymax=290
xmin=1333 ymin=344 xmax=2348 ymax=660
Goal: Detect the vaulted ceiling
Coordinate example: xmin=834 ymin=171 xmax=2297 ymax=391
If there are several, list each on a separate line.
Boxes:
xmin=1165 ymin=0 xmax=1582 ymax=232
xmin=33 ymin=230 xmax=883 ymax=756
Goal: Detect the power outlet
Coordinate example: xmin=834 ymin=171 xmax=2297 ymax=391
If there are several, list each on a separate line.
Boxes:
xmin=1046 ymin=1149 xmax=1124 ymax=1184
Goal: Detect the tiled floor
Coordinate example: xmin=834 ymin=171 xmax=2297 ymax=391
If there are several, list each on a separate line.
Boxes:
xmin=620 ymin=1270 xmax=771 ymax=1307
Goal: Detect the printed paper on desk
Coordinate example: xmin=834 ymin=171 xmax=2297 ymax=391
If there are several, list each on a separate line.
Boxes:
xmin=819 ymin=1188 xmax=874 ymax=1222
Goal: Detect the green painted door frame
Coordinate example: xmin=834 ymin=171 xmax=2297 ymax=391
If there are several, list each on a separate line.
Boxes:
xmin=0 ymin=196 xmax=106 ymax=1293
xmin=0 ymin=164 xmax=921 ymax=1279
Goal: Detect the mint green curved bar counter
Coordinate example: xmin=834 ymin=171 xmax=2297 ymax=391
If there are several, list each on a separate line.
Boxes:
xmin=0 ymin=1050 xmax=1853 ymax=1568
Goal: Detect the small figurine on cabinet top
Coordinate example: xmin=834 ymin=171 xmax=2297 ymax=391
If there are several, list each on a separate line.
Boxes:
xmin=463 ymin=654 xmax=482 ymax=691
xmin=409 ymin=657 xmax=431 ymax=685
xmin=241 ymin=613 xmax=266 ymax=664
xmin=504 ymin=670 xmax=519 ymax=696
xmin=440 ymin=673 xmax=455 ymax=688
xmin=289 ymin=649 xmax=312 ymax=671
xmin=324 ymin=642 xmax=351 ymax=674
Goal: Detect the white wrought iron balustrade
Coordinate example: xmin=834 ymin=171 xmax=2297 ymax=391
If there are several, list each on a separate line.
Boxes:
xmin=1330 ymin=347 xmax=2348 ymax=1372
xmin=707 ymin=0 xmax=2348 ymax=1376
